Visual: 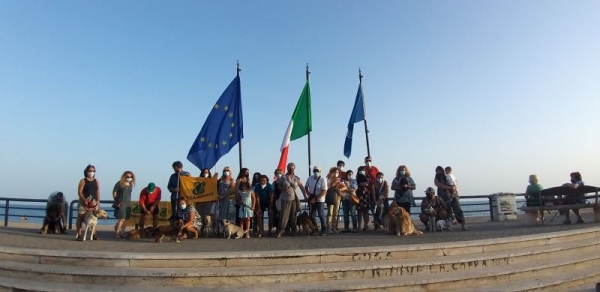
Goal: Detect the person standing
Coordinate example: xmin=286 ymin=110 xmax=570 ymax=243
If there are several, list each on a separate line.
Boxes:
xmin=391 ymin=165 xmax=417 ymax=214
xmin=341 ymin=170 xmax=358 ymax=233
xmin=364 ymin=156 xmax=380 ymax=184
xmin=434 ymin=166 xmax=468 ymax=230
xmin=167 ymin=161 xmax=190 ymax=217
xmin=337 ymin=160 xmax=348 ymax=180
xmin=113 ymin=171 xmax=135 ymax=238
xmin=217 ymin=166 xmax=235 ymax=222
xmin=253 ymin=175 xmax=274 ymax=237
xmin=306 ymin=166 xmax=329 ymax=236
xmin=326 ymin=167 xmax=345 ymax=234
xmin=356 ymin=166 xmax=375 ymax=231
xmin=237 ymin=181 xmax=255 ymax=238
xmin=76 ymin=164 xmax=100 ymax=241
xmin=139 ymin=182 xmax=161 ymax=229
xmin=196 ymin=168 xmax=215 ymax=218
xmin=275 ymin=163 xmax=307 ymax=238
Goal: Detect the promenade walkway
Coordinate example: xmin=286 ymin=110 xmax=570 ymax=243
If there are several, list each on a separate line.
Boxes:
xmin=0 ymin=212 xmax=597 ymax=254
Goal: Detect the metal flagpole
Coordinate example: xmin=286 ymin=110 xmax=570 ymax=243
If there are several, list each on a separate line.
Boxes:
xmin=306 ymin=63 xmax=312 ymax=176
xmin=359 ymin=68 xmax=371 ymax=157
xmin=237 ymin=61 xmax=243 ymax=171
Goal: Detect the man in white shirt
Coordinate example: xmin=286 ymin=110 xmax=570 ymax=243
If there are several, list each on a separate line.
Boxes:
xmin=305 ymin=166 xmax=328 ymax=236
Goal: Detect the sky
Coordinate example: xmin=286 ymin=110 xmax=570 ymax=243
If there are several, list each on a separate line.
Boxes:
xmin=1 ymin=1 xmax=599 ymax=200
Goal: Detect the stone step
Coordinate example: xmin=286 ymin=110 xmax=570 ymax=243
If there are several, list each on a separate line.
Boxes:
xmin=1 ymin=227 xmax=598 ymax=269
xmin=217 ymin=252 xmax=600 ymax=291
xmin=461 ymin=259 xmax=600 ymax=292
xmin=0 ymin=237 xmax=598 ymax=287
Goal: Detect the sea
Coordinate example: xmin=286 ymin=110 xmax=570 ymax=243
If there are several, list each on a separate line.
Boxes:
xmin=1 ymin=198 xmax=527 ymax=226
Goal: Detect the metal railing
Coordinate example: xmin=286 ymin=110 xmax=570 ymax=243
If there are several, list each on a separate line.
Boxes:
xmin=0 ymin=197 xmax=68 ymax=227
xmin=2 ymin=193 xmax=527 ymax=229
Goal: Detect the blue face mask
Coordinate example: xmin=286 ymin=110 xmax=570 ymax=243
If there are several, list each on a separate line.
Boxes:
xmin=571 ymin=179 xmax=577 ymax=183
xmin=399 ymin=171 xmax=406 ymax=176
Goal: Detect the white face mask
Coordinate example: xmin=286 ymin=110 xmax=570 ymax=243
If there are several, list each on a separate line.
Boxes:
xmin=277 ymin=173 xmax=283 ymax=178
xmin=223 ymin=171 xmax=229 ymax=176
xmin=125 ymin=177 xmax=132 ymax=182
xmin=203 ymin=173 xmax=209 ymax=178
xmin=338 ymin=166 xmax=344 ymax=171
xmin=335 ymin=173 xmax=339 ymax=178
xmin=260 ymin=183 xmax=267 ymax=188
xmin=87 ymin=171 xmax=95 ymax=178
xmin=365 ymin=162 xmax=372 ymax=167
xmin=180 ymin=204 xmax=186 ymax=209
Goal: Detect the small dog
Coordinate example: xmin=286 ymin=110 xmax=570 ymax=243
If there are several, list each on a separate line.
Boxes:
xmin=297 ymin=211 xmax=318 ymax=236
xmin=222 ymin=219 xmax=246 ymax=239
xmin=202 ymin=214 xmax=215 ymax=238
xmin=79 ymin=209 xmax=108 ymax=241
xmin=127 ymin=227 xmax=154 ymax=240
xmin=155 ymin=219 xmax=184 ymax=243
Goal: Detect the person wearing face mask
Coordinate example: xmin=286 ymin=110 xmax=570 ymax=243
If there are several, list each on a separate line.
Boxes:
xmin=237 ymin=181 xmax=256 ymax=238
xmin=372 ymin=172 xmax=389 ymax=230
xmin=275 ymin=163 xmax=308 ymax=238
xmin=271 ymin=169 xmax=283 ymax=235
xmin=419 ymin=187 xmax=448 ymax=231
xmin=217 ymin=166 xmax=235 ymax=223
xmin=363 ymin=156 xmax=380 ymax=184
xmin=176 ymin=197 xmax=202 ymax=239
xmin=253 ymin=175 xmax=274 ymax=237
xmin=337 ymin=160 xmax=348 ymax=180
xmin=251 ymin=172 xmax=262 ymax=188
xmin=200 ymin=168 xmax=212 ymax=178
xmin=306 ymin=166 xmax=329 ymax=235
xmin=76 ymin=164 xmax=100 ymax=241
xmin=167 ymin=161 xmax=191 ymax=217
xmin=342 ymin=170 xmax=359 ymax=233
xmin=326 ymin=167 xmax=346 ymax=234
xmin=356 ymin=166 xmax=375 ymax=231
xmin=196 ymin=168 xmax=215 ymax=218
xmin=112 ymin=170 xmax=136 ymax=238
xmin=139 ymin=182 xmax=161 ymax=230
xmin=391 ymin=165 xmax=417 ymax=214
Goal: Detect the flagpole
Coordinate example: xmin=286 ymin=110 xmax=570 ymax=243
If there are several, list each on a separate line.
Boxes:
xmin=359 ymin=68 xmax=371 ymax=157
xmin=306 ymin=63 xmax=312 ymax=176
xmin=237 ymin=60 xmax=243 ymax=170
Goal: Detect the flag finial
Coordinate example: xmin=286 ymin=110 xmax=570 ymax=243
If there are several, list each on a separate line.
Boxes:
xmin=359 ymin=67 xmax=363 ymax=84
xmin=237 ymin=60 xmax=241 ymax=76
xmin=306 ymin=63 xmax=310 ymax=81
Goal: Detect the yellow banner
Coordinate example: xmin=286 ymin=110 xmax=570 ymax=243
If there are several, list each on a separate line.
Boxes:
xmin=179 ymin=176 xmax=219 ymax=203
xmin=126 ymin=201 xmax=172 ymax=227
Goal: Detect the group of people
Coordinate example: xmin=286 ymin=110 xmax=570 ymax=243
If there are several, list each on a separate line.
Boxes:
xmin=524 ymin=171 xmax=587 ymax=224
xmin=67 ymin=158 xmax=472 ymax=241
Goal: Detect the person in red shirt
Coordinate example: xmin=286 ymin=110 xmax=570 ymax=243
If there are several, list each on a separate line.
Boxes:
xmin=139 ymin=182 xmax=161 ymax=229
xmin=364 ymin=156 xmax=380 ymax=184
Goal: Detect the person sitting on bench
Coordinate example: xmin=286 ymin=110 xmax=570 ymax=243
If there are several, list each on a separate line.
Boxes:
xmin=562 ymin=172 xmax=586 ymax=224
xmin=525 ymin=174 xmax=544 ymax=220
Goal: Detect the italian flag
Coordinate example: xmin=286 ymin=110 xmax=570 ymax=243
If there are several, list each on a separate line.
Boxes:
xmin=277 ymin=81 xmax=312 ymax=172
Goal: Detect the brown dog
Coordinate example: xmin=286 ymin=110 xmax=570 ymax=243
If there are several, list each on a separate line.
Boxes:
xmin=202 ymin=214 xmax=215 ymax=238
xmin=297 ymin=211 xmax=318 ymax=236
xmin=155 ymin=219 xmax=184 ymax=243
xmin=127 ymin=226 xmax=154 ymax=240
xmin=388 ymin=206 xmax=423 ymax=236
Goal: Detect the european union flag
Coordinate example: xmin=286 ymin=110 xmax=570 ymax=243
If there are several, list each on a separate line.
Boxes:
xmin=188 ymin=75 xmax=243 ymax=170
xmin=343 ymin=83 xmax=366 ymax=158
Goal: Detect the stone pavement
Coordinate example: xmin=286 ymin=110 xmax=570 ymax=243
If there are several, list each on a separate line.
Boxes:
xmin=0 ymin=213 xmax=597 ymax=254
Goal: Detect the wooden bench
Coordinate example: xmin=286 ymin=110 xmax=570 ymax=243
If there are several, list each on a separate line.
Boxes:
xmin=519 ymin=185 xmax=600 ymax=224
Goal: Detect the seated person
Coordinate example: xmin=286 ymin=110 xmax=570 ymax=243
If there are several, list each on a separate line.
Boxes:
xmin=524 ymin=174 xmax=544 ymax=221
xmin=41 ymin=191 xmax=67 ymax=234
xmin=562 ymin=172 xmax=585 ymax=224
xmin=176 ymin=197 xmax=202 ymax=239
xmin=419 ymin=187 xmax=447 ymax=231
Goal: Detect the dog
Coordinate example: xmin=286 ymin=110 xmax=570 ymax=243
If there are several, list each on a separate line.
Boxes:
xmin=222 ymin=219 xmax=246 ymax=239
xmin=154 ymin=219 xmax=184 ymax=243
xmin=79 ymin=209 xmax=108 ymax=241
xmin=388 ymin=206 xmax=422 ymax=236
xmin=202 ymin=214 xmax=215 ymax=238
xmin=296 ymin=211 xmax=319 ymax=236
xmin=127 ymin=226 xmax=154 ymax=240
xmin=40 ymin=203 xmax=64 ymax=235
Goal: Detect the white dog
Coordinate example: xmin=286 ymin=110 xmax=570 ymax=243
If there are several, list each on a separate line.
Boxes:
xmin=222 ymin=219 xmax=246 ymax=239
xmin=436 ymin=219 xmax=453 ymax=231
xmin=79 ymin=209 xmax=108 ymax=241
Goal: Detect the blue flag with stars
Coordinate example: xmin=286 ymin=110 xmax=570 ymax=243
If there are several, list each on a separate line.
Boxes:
xmin=187 ymin=75 xmax=243 ymax=170
xmin=343 ymin=83 xmax=366 ymax=158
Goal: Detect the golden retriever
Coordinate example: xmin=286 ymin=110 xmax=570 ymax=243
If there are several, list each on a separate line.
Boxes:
xmin=388 ymin=206 xmax=422 ymax=236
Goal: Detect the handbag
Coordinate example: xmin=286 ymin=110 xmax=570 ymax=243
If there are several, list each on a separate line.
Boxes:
xmin=350 ymin=192 xmax=360 ymax=205
xmin=112 ymin=201 xmax=119 ymax=209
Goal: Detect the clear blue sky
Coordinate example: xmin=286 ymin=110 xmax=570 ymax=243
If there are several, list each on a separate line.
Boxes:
xmin=1 ymin=1 xmax=599 ymax=200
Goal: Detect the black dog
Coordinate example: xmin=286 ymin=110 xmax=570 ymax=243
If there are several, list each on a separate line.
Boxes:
xmin=40 ymin=203 xmax=66 ymax=234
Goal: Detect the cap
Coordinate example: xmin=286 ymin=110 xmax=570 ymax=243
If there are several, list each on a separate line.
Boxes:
xmin=313 ymin=166 xmax=321 ymax=172
xmin=147 ymin=182 xmax=156 ymax=193
xmin=424 ymin=187 xmax=435 ymax=194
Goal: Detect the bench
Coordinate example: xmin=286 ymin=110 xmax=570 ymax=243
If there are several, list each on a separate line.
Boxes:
xmin=519 ymin=185 xmax=600 ymax=224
